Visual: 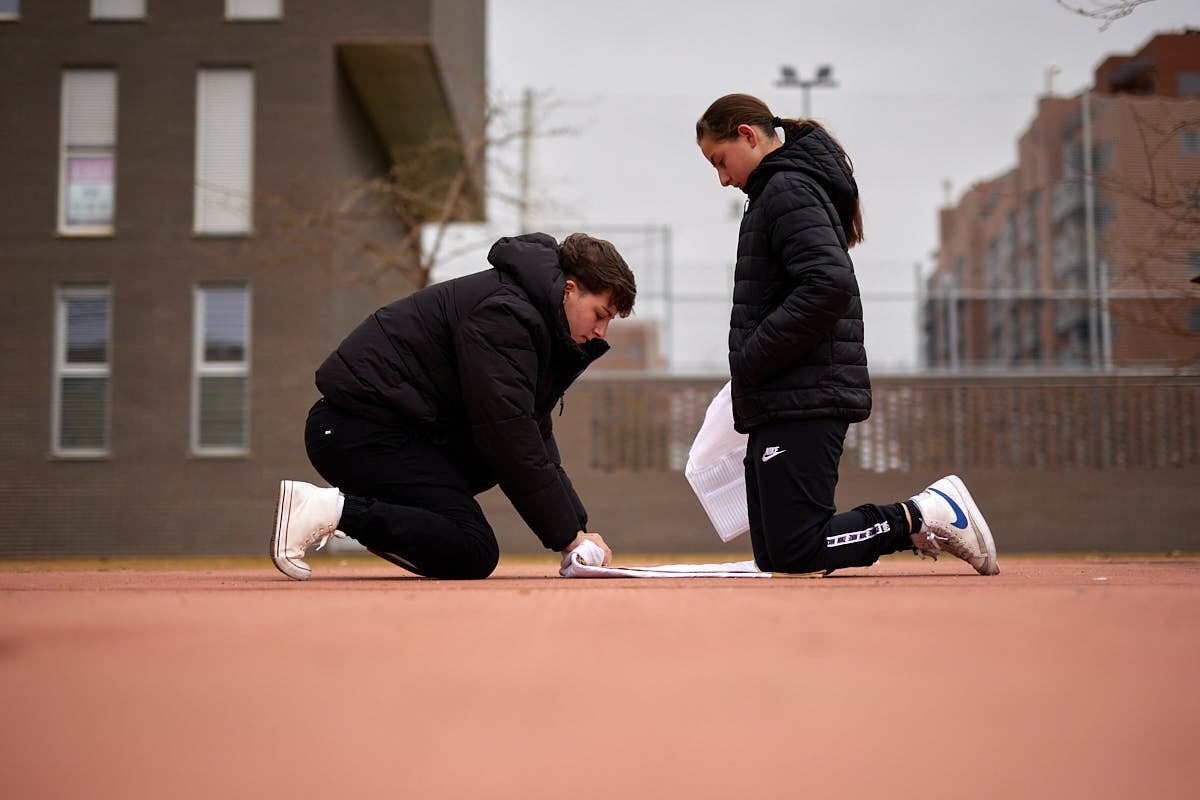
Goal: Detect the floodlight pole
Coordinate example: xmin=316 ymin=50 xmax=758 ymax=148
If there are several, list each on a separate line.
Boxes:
xmin=776 ymin=64 xmax=838 ymax=118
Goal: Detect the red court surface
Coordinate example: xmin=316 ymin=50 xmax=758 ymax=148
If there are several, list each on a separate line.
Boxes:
xmin=2 ymin=554 xmax=1198 ymax=799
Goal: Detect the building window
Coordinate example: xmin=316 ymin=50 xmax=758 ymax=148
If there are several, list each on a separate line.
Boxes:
xmin=226 ymin=0 xmax=281 ymax=20
xmin=1178 ymin=72 xmax=1200 ymax=98
xmin=193 ymin=284 xmax=251 ymax=454
xmin=1183 ymin=129 xmax=1200 ymax=155
xmin=53 ymin=286 xmax=111 ymax=456
xmin=1186 ymin=250 xmax=1200 ymax=281
xmin=91 ymin=0 xmax=145 ymax=19
xmin=60 ymin=69 xmax=117 ymax=235
xmin=194 ymin=69 xmax=254 ymax=235
xmin=0 ymin=0 xmax=18 ymax=20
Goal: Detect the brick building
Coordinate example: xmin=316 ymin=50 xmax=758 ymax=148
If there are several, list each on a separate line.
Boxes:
xmin=926 ymin=30 xmax=1200 ymax=371
xmin=0 ymin=0 xmax=486 ymax=555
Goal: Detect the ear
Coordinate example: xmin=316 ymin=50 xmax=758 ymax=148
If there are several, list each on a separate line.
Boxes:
xmin=563 ymin=279 xmax=577 ymax=297
xmin=737 ymin=123 xmax=759 ymax=148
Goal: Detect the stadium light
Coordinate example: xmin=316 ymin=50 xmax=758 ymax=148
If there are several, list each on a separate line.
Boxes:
xmin=776 ymin=64 xmax=838 ymax=118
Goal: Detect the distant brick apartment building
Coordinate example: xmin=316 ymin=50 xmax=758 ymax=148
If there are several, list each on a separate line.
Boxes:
xmin=925 ymin=30 xmax=1200 ymax=370
xmin=0 ymin=0 xmax=486 ymax=555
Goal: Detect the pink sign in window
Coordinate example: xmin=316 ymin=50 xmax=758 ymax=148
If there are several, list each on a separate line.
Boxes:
xmin=65 ymin=154 xmax=114 ymax=226
xmin=68 ymin=156 xmax=114 ymax=185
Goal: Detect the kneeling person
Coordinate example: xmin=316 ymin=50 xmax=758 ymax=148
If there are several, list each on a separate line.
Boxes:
xmin=271 ymin=232 xmax=636 ymax=580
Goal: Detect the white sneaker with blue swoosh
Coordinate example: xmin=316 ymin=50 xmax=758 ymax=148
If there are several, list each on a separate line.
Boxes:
xmin=909 ymin=475 xmax=999 ymax=575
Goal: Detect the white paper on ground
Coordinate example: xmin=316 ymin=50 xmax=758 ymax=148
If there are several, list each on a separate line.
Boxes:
xmin=684 ymin=381 xmax=750 ymax=542
xmin=559 ymin=539 xmax=769 ymax=579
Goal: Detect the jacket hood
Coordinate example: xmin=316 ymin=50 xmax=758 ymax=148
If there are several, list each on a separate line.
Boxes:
xmin=745 ymin=125 xmax=859 ymax=231
xmin=486 ymin=233 xmax=610 ymax=363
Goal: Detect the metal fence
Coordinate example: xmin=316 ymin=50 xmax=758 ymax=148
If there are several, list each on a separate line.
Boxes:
xmin=5 ymin=372 xmax=1197 ymax=557
xmin=581 ymin=373 xmax=1200 ymax=473
xmin=550 ymin=372 xmax=1199 ymax=553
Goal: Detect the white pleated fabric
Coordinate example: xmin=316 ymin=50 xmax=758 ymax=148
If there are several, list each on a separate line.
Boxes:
xmin=684 ymin=382 xmax=750 ymax=542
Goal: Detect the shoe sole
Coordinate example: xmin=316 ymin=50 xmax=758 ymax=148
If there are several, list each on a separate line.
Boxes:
xmin=367 ymin=548 xmax=420 ymax=574
xmin=270 ymin=480 xmax=311 ymax=581
xmin=945 ymin=474 xmax=999 ymax=575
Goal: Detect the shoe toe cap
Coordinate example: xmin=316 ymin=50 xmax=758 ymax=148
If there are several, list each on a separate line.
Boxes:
xmin=272 ymin=555 xmax=312 ymax=581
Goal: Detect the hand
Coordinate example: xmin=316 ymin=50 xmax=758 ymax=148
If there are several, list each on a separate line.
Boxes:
xmin=564 ymin=531 xmax=612 ymax=566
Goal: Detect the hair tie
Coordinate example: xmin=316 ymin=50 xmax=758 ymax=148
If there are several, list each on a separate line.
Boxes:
xmin=771 ymin=116 xmax=783 ymax=128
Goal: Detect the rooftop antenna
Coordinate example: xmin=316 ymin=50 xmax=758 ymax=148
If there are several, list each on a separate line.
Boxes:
xmin=1044 ymin=64 xmax=1062 ymax=96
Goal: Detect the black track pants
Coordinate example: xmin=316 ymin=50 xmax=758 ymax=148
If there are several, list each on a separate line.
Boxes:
xmin=745 ymin=418 xmax=913 ymax=574
xmin=303 ymin=399 xmax=499 ymax=580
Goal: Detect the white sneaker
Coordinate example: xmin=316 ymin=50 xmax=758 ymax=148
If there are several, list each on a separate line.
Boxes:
xmin=270 ymin=480 xmax=343 ymax=581
xmin=909 ymin=475 xmax=999 ymax=576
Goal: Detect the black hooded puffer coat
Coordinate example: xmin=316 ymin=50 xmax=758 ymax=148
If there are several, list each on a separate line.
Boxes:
xmin=729 ymin=125 xmax=872 ymax=432
xmin=314 ymin=233 xmax=606 ymax=551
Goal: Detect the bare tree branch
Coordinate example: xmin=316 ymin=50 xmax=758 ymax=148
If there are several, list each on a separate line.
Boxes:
xmin=254 ymin=91 xmax=579 ymax=293
xmin=1056 ymin=0 xmax=1158 ymax=31
xmin=1088 ymin=101 xmax=1200 ymax=367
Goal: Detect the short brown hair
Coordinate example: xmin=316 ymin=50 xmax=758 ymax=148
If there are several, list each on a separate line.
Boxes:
xmin=559 ymin=233 xmax=636 ymax=317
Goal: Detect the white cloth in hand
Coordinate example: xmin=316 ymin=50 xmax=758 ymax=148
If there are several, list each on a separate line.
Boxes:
xmin=559 ymin=539 xmax=768 ymax=579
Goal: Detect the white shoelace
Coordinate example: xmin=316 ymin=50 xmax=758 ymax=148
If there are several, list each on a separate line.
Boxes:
xmin=911 ymin=529 xmax=944 ymax=560
xmin=312 ymin=530 xmax=347 ymax=551
xmin=914 ymin=525 xmax=979 ymax=565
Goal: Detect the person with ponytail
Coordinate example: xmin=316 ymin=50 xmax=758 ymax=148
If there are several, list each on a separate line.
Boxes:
xmin=695 ymin=93 xmax=998 ymax=576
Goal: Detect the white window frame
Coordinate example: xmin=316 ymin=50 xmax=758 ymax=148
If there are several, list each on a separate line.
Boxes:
xmin=194 ymin=69 xmax=255 ymax=235
xmin=90 ymin=0 xmax=145 ymax=20
xmin=225 ymin=0 xmax=282 ymax=21
xmin=59 ymin=69 xmax=118 ymax=236
xmin=52 ymin=285 xmax=112 ymax=457
xmin=191 ymin=284 xmax=251 ymax=456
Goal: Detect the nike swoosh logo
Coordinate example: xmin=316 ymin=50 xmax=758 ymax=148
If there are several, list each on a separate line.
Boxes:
xmin=930 ymin=487 xmax=968 ymax=529
xmin=762 ymin=447 xmax=786 ymax=462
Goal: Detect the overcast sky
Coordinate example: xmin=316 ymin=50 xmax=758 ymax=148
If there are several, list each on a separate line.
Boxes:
xmin=435 ymin=0 xmax=1198 ymax=373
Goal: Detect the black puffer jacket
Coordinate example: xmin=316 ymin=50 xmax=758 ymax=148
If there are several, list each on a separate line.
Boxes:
xmin=729 ymin=125 xmax=871 ymax=432
xmin=315 ymin=233 xmax=607 ymax=551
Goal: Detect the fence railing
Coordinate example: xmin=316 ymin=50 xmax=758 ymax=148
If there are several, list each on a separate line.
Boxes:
xmin=577 ymin=373 xmax=1200 ymax=473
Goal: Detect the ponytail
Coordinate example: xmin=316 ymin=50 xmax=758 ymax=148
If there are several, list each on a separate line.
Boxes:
xmin=775 ymin=117 xmax=864 ymax=248
xmin=777 ymin=117 xmax=808 ymax=143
